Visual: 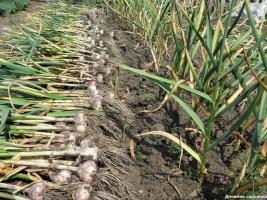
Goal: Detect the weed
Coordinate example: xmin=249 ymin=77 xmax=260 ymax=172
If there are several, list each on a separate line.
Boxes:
xmin=136 ymin=144 xmax=142 ymax=159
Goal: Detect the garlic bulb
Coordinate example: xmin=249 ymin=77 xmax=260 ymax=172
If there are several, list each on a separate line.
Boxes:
xmin=65 ymin=132 xmax=78 ymax=144
xmin=74 ymin=111 xmax=87 ymax=135
xmin=87 ymin=80 xmax=99 ymax=96
xmin=96 ymin=74 xmax=103 ymax=83
xmin=74 ymin=111 xmax=87 ymax=125
xmin=49 ymin=170 xmax=72 ymax=185
xmin=73 ymin=185 xmax=92 ymax=200
xmin=76 ymin=124 xmax=87 ymax=134
xmin=25 ymin=182 xmax=46 ymax=200
xmin=80 ymin=140 xmax=99 ymax=160
xmin=90 ymin=95 xmax=102 ymax=110
xmin=80 ymin=139 xmax=93 ymax=148
xmin=78 ymin=161 xmax=98 ymax=183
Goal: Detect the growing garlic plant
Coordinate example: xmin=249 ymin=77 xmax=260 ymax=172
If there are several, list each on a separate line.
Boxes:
xmin=110 ymin=0 xmax=267 ymax=193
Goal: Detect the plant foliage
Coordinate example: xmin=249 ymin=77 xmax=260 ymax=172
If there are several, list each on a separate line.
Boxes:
xmin=0 ymin=0 xmax=29 ymax=15
xmin=110 ymin=0 xmax=267 ymax=194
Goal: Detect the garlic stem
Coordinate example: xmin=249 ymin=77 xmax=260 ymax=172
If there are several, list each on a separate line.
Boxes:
xmin=0 ymin=147 xmax=99 ymax=160
xmin=2 ymin=160 xmax=78 ymax=171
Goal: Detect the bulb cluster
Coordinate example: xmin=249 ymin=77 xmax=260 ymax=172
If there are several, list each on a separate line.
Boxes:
xmin=24 ymin=111 xmax=99 ymax=200
xmin=76 ymin=13 xmax=111 ymax=76
xmin=21 ymin=8 xmax=134 ymax=200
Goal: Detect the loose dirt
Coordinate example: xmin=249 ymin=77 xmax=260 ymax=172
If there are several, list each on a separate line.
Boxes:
xmin=98 ymin=9 xmax=248 ymax=200
xmin=0 ymin=1 xmax=42 ymax=32
xmin=0 ymin=2 xmax=252 ymax=200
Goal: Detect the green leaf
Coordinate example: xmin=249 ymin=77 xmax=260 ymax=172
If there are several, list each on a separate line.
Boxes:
xmin=0 ymin=0 xmax=29 ymax=15
xmin=0 ymin=109 xmax=10 ymax=134
xmin=210 ymin=91 xmax=263 ymax=149
xmin=257 ymin=91 xmax=267 ymax=143
xmin=156 ymin=81 xmax=206 ymax=135
xmin=0 ymin=0 xmax=15 ymax=14
xmin=15 ymin=0 xmax=29 ymax=11
xmin=47 ymin=111 xmax=78 ymax=117
xmin=0 ymin=59 xmax=41 ymax=75
xmin=118 ymin=64 xmax=214 ymax=103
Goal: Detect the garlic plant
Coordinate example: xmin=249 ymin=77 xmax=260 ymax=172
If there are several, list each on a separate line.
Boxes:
xmin=110 ymin=0 xmax=267 ymax=194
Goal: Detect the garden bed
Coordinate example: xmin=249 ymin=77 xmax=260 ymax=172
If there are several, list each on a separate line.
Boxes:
xmin=102 ymin=13 xmax=245 ymax=200
xmin=0 ymin=1 xmax=266 ymax=200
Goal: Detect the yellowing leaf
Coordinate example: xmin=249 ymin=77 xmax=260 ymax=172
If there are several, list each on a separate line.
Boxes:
xmin=136 ymin=131 xmax=202 ymax=164
xmin=129 ymin=138 xmax=136 ymax=160
xmin=261 ymin=140 xmax=267 ymax=157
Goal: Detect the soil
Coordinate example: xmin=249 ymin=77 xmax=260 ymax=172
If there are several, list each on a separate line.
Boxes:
xmin=98 ymin=9 xmax=247 ymax=200
xmin=0 ymin=2 xmax=256 ymax=200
